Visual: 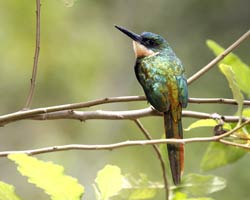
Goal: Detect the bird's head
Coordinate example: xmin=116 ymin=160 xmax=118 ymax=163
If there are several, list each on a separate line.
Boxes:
xmin=115 ymin=25 xmax=168 ymax=58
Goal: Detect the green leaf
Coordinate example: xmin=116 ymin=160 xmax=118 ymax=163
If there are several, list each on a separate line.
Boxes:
xmin=127 ymin=188 xmax=157 ymax=200
xmin=0 ymin=181 xmax=21 ymax=200
xmin=219 ymin=64 xmax=244 ymax=120
xmin=242 ymin=108 xmax=250 ymax=134
xmin=125 ymin=174 xmax=159 ymax=200
xmin=94 ymin=165 xmax=123 ymax=200
xmin=200 ymin=142 xmax=246 ymax=171
xmin=112 ymin=173 xmax=160 ymax=200
xmin=207 ymin=40 xmax=250 ymax=95
xmin=173 ymin=192 xmax=187 ymax=200
xmin=173 ymin=192 xmax=214 ymax=200
xmin=175 ymin=173 xmax=226 ymax=197
xmin=62 ymin=0 xmax=77 ymax=7
xmin=95 ymin=166 xmax=160 ymax=200
xmin=243 ymin=108 xmax=250 ymax=117
xmin=185 ymin=119 xmax=217 ymax=131
xmin=187 ymin=198 xmax=214 ymax=200
xmin=185 ymin=119 xmax=231 ymax=131
xmin=8 ymin=154 xmax=84 ymax=200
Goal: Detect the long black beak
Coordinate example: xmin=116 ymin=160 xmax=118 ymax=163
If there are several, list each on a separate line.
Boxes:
xmin=115 ymin=25 xmax=142 ymax=43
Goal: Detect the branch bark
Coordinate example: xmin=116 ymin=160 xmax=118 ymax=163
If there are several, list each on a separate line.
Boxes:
xmin=1 ymin=108 xmax=249 ymax=126
xmin=1 ymin=97 xmax=250 ymax=126
xmin=24 ymin=0 xmax=41 ymax=109
xmin=32 ymin=109 xmax=249 ymax=122
xmin=187 ymin=29 xmax=250 ymax=85
xmin=1 ymin=118 xmax=249 ymax=157
xmin=189 ymin=97 xmax=250 ymax=105
xmin=134 ymin=119 xmax=169 ymax=200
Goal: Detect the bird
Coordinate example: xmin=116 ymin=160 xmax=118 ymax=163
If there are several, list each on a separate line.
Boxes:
xmin=115 ymin=25 xmax=188 ymax=185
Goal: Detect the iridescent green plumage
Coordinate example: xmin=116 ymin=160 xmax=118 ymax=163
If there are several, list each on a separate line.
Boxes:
xmin=115 ymin=26 xmax=188 ymax=185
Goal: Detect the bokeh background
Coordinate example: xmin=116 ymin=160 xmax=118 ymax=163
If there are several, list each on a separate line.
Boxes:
xmin=0 ymin=0 xmax=249 ymax=199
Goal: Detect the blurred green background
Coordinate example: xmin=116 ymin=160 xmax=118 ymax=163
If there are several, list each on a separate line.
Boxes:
xmin=0 ymin=0 xmax=249 ymax=199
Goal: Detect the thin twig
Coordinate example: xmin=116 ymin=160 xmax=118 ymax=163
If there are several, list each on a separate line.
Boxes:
xmin=219 ymin=139 xmax=250 ymax=150
xmin=24 ymin=0 xmax=41 ymax=109
xmin=1 ymin=119 xmax=249 ymax=157
xmin=189 ymin=97 xmax=250 ymax=105
xmin=187 ymin=29 xmax=250 ymax=85
xmin=216 ymin=120 xmax=250 ymax=139
xmin=134 ymin=119 xmax=169 ymax=200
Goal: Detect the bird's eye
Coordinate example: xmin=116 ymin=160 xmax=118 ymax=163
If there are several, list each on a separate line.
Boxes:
xmin=145 ymin=39 xmax=156 ymax=46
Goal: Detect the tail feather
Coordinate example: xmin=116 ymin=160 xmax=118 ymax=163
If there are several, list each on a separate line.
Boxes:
xmin=164 ymin=110 xmax=184 ymax=185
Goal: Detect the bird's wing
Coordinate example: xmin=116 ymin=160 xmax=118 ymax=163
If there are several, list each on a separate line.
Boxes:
xmin=176 ymin=75 xmax=188 ymax=108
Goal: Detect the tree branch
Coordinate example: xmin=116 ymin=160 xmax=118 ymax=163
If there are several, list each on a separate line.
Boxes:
xmin=187 ymin=29 xmax=250 ymax=85
xmin=33 ymin=109 xmax=249 ymax=122
xmin=219 ymin=139 xmax=250 ymax=150
xmin=1 ymin=119 xmax=249 ymax=157
xmin=189 ymin=97 xmax=250 ymax=105
xmin=0 ymin=96 xmax=145 ymax=125
xmin=134 ymin=119 xmax=169 ymax=200
xmin=1 ymin=108 xmax=249 ymax=126
xmin=1 ymin=97 xmax=250 ymax=126
xmin=24 ymin=0 xmax=41 ymax=109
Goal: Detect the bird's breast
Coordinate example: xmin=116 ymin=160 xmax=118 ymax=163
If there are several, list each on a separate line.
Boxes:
xmin=135 ymin=55 xmax=181 ymax=112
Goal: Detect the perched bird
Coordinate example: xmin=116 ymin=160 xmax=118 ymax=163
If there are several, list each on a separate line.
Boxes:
xmin=115 ymin=25 xmax=188 ymax=185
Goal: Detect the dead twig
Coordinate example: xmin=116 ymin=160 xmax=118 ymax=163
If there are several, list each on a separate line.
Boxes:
xmin=24 ymin=0 xmax=41 ymax=109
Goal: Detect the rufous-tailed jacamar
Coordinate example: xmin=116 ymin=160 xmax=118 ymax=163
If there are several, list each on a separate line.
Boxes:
xmin=115 ymin=25 xmax=188 ymax=185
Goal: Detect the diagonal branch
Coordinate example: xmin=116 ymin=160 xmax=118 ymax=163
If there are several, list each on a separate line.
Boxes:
xmin=219 ymin=139 xmax=250 ymax=150
xmin=187 ymin=29 xmax=250 ymax=85
xmin=24 ymin=0 xmax=41 ymax=109
xmin=134 ymin=119 xmax=169 ymax=200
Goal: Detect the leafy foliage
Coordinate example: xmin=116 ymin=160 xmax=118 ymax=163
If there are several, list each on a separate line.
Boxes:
xmin=242 ymin=108 xmax=250 ymax=133
xmin=185 ymin=119 xmax=218 ymax=131
xmin=94 ymin=165 xmax=123 ymax=200
xmin=62 ymin=0 xmax=77 ymax=7
xmin=243 ymin=108 xmax=250 ymax=117
xmin=186 ymin=44 xmax=248 ymax=130
xmin=200 ymin=142 xmax=247 ymax=171
xmin=0 ymin=181 xmax=21 ymax=200
xmin=207 ymin=40 xmax=250 ymax=96
xmin=117 ymin=173 xmax=160 ymax=200
xmin=173 ymin=192 xmax=214 ymax=200
xmin=219 ymin=64 xmax=244 ymax=119
xmin=94 ymin=166 xmax=226 ymax=200
xmin=174 ymin=174 xmax=226 ymax=198
xmin=93 ymin=165 xmax=227 ymax=200
xmin=185 ymin=119 xmax=231 ymax=134
xmin=93 ymin=165 xmax=160 ymax=200
xmin=8 ymin=154 xmax=84 ymax=200
xmin=185 ymin=40 xmax=250 ymax=172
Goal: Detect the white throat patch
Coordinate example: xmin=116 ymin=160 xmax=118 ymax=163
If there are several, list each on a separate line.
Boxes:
xmin=133 ymin=41 xmax=157 ymax=58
